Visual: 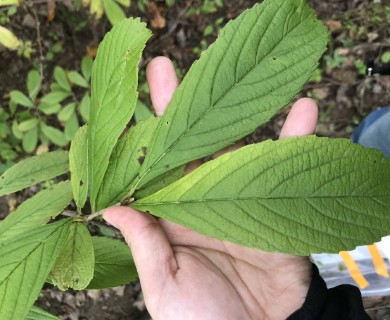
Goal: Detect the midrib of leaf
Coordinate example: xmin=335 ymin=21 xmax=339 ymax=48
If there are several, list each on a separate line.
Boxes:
xmin=135 ymin=4 xmax=319 ymax=189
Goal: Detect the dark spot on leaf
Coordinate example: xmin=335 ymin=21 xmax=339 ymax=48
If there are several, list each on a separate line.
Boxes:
xmin=141 ymin=146 xmax=147 ymax=155
xmin=373 ymin=160 xmax=377 ymax=164
xmin=164 ymin=165 xmax=170 ymax=169
xmin=272 ymin=57 xmax=277 ymax=61
xmin=80 ymin=180 xmax=84 ymax=187
xmin=138 ymin=156 xmax=145 ymax=165
xmin=31 ymin=178 xmax=36 ymax=183
xmin=166 ymin=121 xmax=169 ymax=125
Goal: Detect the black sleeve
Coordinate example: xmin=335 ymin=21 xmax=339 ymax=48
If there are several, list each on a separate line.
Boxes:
xmin=287 ymin=264 xmax=371 ymax=320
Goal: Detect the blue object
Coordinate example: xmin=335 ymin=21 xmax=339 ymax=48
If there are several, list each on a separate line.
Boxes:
xmin=352 ymin=107 xmax=390 ymax=158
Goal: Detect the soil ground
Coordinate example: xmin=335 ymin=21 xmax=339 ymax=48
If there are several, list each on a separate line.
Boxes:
xmin=1 ymin=0 xmax=390 ymax=318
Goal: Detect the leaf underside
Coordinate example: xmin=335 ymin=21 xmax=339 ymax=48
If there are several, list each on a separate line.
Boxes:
xmin=88 ymin=18 xmax=151 ymax=211
xmin=87 ymin=237 xmax=137 ymax=289
xmin=134 ymin=137 xmax=390 ymax=255
xmin=0 ymin=181 xmax=72 ymax=244
xmin=0 ymin=219 xmax=72 ymax=320
xmin=50 ymin=222 xmax=95 ymax=291
xmin=96 ymin=117 xmax=159 ymax=210
xmin=70 ymin=125 xmax=89 ymax=211
xmin=0 ymin=151 xmax=69 ymax=196
xmin=135 ymin=0 xmax=329 ymax=188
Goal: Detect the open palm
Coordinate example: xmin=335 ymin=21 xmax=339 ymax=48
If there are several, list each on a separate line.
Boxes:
xmin=104 ymin=57 xmax=318 ymax=320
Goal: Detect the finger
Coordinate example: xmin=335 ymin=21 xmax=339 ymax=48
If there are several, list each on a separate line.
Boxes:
xmin=146 ymin=56 xmax=179 ymax=116
xmin=279 ymin=98 xmax=318 ymax=139
xmin=103 ymin=207 xmax=178 ymax=300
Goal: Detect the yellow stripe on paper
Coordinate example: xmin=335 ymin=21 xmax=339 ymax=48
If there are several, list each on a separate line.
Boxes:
xmin=339 ymin=251 xmax=369 ymax=289
xmin=367 ymin=244 xmax=389 ymax=278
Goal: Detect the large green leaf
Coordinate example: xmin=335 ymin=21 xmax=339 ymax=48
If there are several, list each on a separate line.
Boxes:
xmin=0 ymin=219 xmax=72 ymax=320
xmin=50 ymin=222 xmax=94 ymax=290
xmin=134 ymin=137 xmax=390 ymax=255
xmin=69 ymin=126 xmax=88 ymax=212
xmin=88 ymin=18 xmax=152 ymax=211
xmin=0 ymin=181 xmax=72 ymax=244
xmin=96 ymin=117 xmax=158 ymax=210
xmin=135 ymin=0 xmax=329 ymax=188
xmin=0 ymin=151 xmax=69 ymax=196
xmin=87 ymin=236 xmax=136 ymax=289
xmin=26 ymin=306 xmax=60 ymax=320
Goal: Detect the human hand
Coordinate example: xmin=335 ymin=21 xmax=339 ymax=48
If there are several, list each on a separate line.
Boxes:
xmin=104 ymin=57 xmax=318 ymax=320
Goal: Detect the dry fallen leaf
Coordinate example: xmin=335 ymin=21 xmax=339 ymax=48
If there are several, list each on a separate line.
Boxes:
xmin=326 ymin=20 xmax=343 ymax=34
xmin=148 ymin=2 xmax=166 ymax=29
xmin=47 ymin=0 xmax=56 ymax=22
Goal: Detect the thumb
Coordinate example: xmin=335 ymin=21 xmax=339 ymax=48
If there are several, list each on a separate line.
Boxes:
xmin=103 ymin=207 xmax=178 ymax=300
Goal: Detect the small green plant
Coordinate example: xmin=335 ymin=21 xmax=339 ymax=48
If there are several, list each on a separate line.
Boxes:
xmin=324 ymin=50 xmax=348 ymax=69
xmin=1 ymin=0 xmax=390 ymax=318
xmin=7 ymin=57 xmax=92 ymax=155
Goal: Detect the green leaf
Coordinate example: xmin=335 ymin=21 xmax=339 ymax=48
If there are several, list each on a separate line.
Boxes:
xmin=41 ymin=91 xmax=71 ymax=105
xmin=68 ymin=71 xmax=89 ymax=88
xmin=0 ymin=181 xmax=72 ymax=244
xmin=40 ymin=123 xmax=68 ymax=147
xmin=58 ymin=103 xmax=76 ymax=122
xmin=26 ymin=306 xmax=60 ymax=320
xmin=87 ymin=236 xmax=136 ymax=289
xmin=50 ymin=222 xmax=94 ymax=290
xmin=10 ymin=90 xmax=34 ymax=108
xmin=88 ymin=18 xmax=152 ymax=211
xmin=136 ymin=0 xmax=329 ymax=188
xmin=54 ymin=66 xmax=71 ymax=92
xmin=69 ymin=125 xmax=88 ymax=211
xmin=0 ymin=151 xmax=69 ymax=196
xmin=96 ymin=117 xmax=158 ymax=210
xmin=0 ymin=219 xmax=72 ymax=320
xmin=27 ymin=70 xmax=41 ymax=101
xmin=18 ymin=118 xmax=39 ymax=132
xmin=64 ymin=112 xmax=79 ymax=141
xmin=38 ymin=103 xmax=62 ymax=115
xmin=134 ymin=99 xmax=153 ymax=123
xmin=134 ymin=165 xmax=185 ymax=199
xmin=22 ymin=126 xmax=38 ymax=153
xmin=81 ymin=56 xmax=93 ymax=81
xmin=78 ymin=94 xmax=90 ymax=122
xmin=11 ymin=120 xmax=22 ymax=140
xmin=134 ymin=137 xmax=390 ymax=255
xmin=103 ymin=0 xmax=126 ymax=25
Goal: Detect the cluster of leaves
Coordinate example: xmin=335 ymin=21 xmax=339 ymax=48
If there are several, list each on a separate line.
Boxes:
xmin=1 ymin=0 xmax=390 ymax=318
xmin=0 ymin=57 xmax=92 ymax=170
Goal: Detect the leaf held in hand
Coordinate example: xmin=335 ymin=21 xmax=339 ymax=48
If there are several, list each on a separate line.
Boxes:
xmin=87 ymin=236 xmax=137 ymax=289
xmin=50 ymin=222 xmax=95 ymax=291
xmin=134 ymin=137 xmax=390 ymax=255
xmin=69 ymin=125 xmax=88 ymax=211
xmin=88 ymin=18 xmax=151 ymax=211
xmin=0 ymin=219 xmax=72 ymax=320
xmin=136 ymin=0 xmax=329 ymax=187
xmin=0 ymin=181 xmax=72 ymax=244
xmin=96 ymin=117 xmax=158 ymax=210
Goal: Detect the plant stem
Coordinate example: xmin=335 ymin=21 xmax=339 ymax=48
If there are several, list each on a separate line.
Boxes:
xmin=84 ymin=209 xmax=105 ymax=221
